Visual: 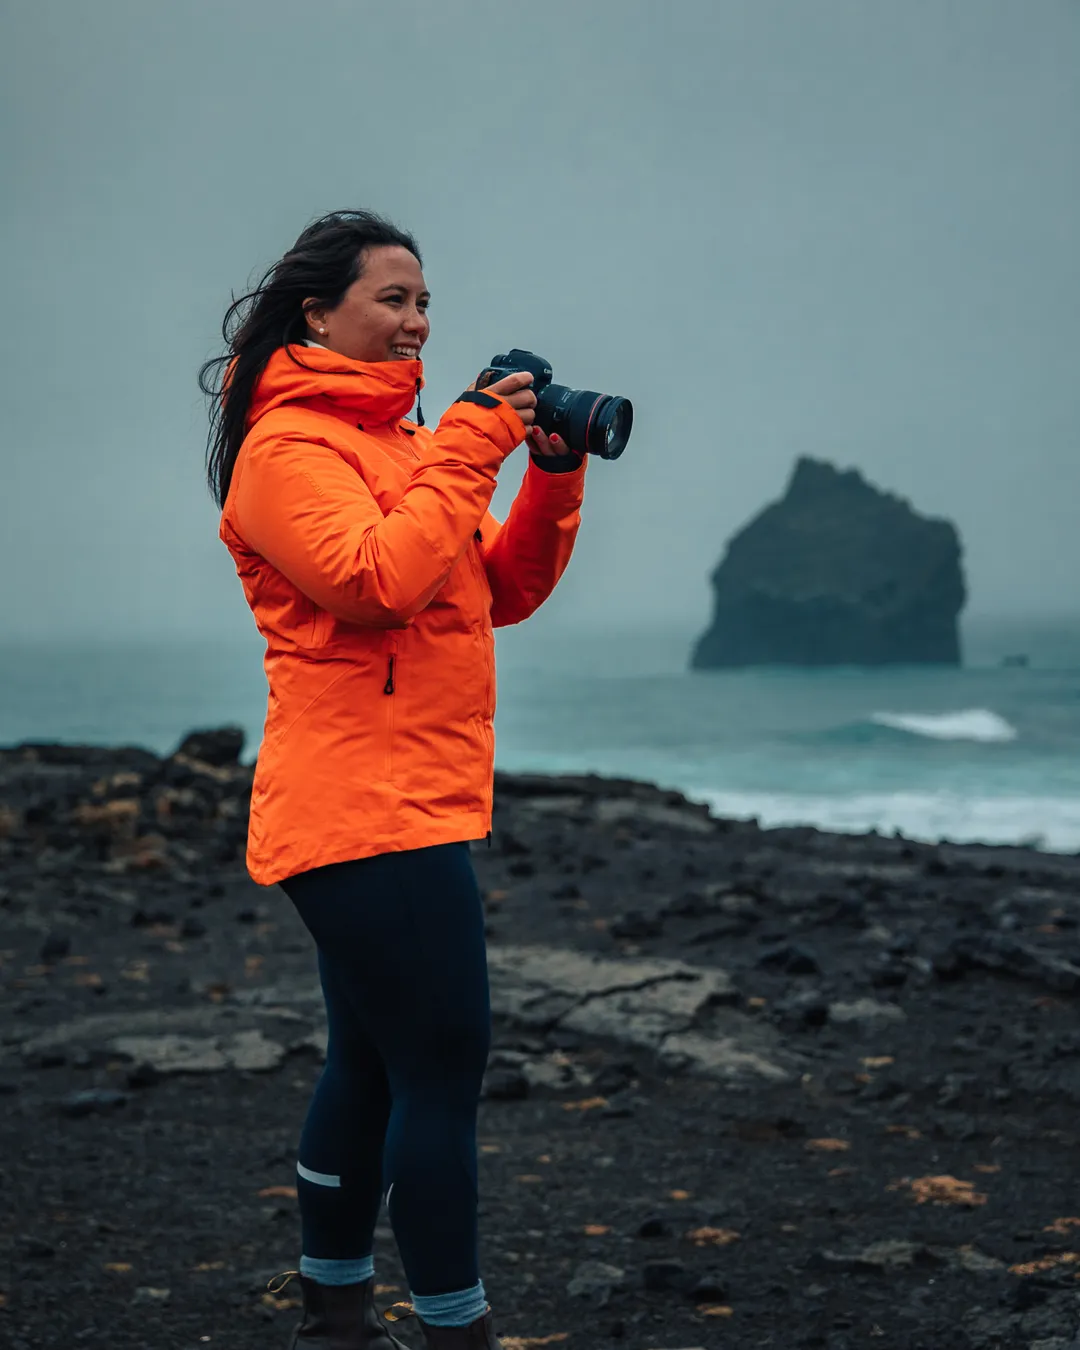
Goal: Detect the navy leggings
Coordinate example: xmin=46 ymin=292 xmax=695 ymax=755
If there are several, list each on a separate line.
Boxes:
xmin=280 ymin=842 xmax=491 ymax=1296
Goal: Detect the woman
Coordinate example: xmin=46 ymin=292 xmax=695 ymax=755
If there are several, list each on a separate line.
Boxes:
xmin=200 ymin=210 xmax=586 ymax=1350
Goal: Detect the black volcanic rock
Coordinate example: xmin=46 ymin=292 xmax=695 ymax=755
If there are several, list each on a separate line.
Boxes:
xmin=691 ymin=457 xmax=965 ymax=667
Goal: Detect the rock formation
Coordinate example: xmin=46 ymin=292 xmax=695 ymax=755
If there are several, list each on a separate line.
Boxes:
xmin=691 ymin=457 xmax=966 ymax=668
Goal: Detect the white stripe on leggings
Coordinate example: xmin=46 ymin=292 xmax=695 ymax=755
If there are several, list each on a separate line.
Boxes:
xmin=297 ymin=1161 xmax=341 ymax=1188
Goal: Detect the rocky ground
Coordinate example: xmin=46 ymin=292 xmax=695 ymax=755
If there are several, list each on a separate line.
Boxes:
xmin=2 ymin=731 xmax=1080 ymax=1350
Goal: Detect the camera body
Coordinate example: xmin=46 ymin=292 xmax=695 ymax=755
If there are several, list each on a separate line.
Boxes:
xmin=476 ymin=348 xmax=632 ymax=461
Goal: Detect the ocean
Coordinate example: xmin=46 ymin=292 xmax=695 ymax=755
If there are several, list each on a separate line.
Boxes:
xmin=2 ymin=614 xmax=1079 ymax=854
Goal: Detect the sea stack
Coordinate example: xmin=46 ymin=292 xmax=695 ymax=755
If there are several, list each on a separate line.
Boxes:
xmin=691 ymin=457 xmax=966 ymax=668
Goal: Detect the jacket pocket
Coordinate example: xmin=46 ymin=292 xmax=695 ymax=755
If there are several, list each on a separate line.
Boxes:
xmin=480 ymin=625 xmax=496 ymax=721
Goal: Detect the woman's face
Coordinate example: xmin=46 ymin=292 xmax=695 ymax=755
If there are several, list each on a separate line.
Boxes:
xmin=305 ymin=245 xmax=430 ymax=363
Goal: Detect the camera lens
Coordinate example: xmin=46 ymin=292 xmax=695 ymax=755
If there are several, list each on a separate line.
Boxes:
xmin=537 ymin=385 xmax=634 ymax=460
xmin=593 ymin=396 xmax=633 ymax=461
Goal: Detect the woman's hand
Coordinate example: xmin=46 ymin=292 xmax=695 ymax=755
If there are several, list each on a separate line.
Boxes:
xmin=525 ymin=425 xmax=574 ymax=460
xmin=472 ymin=370 xmax=536 ymax=427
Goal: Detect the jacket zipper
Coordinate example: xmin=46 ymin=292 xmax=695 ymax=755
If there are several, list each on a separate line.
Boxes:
xmin=383 ymin=641 xmax=398 ymax=781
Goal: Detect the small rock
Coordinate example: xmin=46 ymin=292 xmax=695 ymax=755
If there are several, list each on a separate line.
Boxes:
xmin=175 ymin=726 xmax=244 ymax=765
xmin=636 ymin=1216 xmax=672 ymax=1238
xmin=592 ymin=1060 xmax=638 ymax=1096
xmin=611 ymin=912 xmax=663 ymax=941
xmin=27 ymin=1049 xmax=67 ymax=1069
xmin=642 ymin=1259 xmax=694 ymax=1293
xmin=818 ymin=1240 xmax=933 ymax=1272
xmin=941 ymin=1245 xmax=1004 ymax=1275
xmin=130 ymin=908 xmax=175 ymax=928
xmin=546 ymin=1028 xmax=582 ymax=1051
xmin=17 ymin=1235 xmax=55 ymax=1258
xmin=132 ymin=1286 xmax=171 ymax=1304
xmin=483 ymin=1067 xmax=530 ymax=1101
xmin=126 ymin=1062 xmax=161 ymax=1089
xmin=58 ymin=1088 xmax=129 ymax=1118
xmin=600 ymin=1094 xmax=636 ymax=1119
xmin=39 ymin=933 xmax=71 ymax=963
xmin=567 ymin=1260 xmax=627 ymax=1304
xmin=689 ymin=1272 xmax=728 ymax=1301
xmin=180 ymin=916 xmax=207 ymax=939
xmin=775 ymin=990 xmax=830 ymax=1029
xmin=828 ymin=997 xmax=906 ymax=1026
xmin=757 ymin=943 xmax=820 ymax=975
xmin=868 ymin=956 xmax=908 ymax=988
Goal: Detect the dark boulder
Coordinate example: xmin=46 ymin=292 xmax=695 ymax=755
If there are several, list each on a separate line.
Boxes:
xmin=173 ymin=727 xmax=245 ymax=767
xmin=691 ymin=458 xmax=965 ymax=667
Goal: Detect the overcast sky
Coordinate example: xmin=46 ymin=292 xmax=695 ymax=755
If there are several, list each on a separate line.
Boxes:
xmin=2 ymin=0 xmax=1077 ymax=641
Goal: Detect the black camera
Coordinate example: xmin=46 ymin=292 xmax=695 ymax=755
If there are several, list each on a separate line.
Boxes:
xmin=476 ymin=349 xmax=632 ymax=461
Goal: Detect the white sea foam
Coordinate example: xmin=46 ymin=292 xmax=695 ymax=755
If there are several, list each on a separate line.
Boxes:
xmin=698 ymin=789 xmax=1080 ymax=853
xmin=870 ymin=708 xmax=1018 ymax=743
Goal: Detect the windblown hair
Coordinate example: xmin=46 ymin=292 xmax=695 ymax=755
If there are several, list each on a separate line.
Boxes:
xmin=199 ymin=209 xmax=422 ymax=508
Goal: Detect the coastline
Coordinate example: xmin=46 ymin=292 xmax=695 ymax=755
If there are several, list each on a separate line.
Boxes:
xmin=3 ymin=732 xmax=1080 ymax=1348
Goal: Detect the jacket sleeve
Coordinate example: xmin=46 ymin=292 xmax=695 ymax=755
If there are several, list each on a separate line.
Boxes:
xmin=479 ymin=454 xmax=586 ymax=628
xmin=229 ymin=394 xmax=525 ymax=628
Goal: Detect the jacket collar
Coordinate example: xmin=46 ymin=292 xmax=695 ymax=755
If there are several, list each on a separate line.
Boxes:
xmin=248 ymin=344 xmax=423 ymax=429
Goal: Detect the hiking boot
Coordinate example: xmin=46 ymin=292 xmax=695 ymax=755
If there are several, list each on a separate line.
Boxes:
xmin=269 ymin=1271 xmax=412 ymax=1350
xmin=384 ymin=1302 xmax=501 ymax=1350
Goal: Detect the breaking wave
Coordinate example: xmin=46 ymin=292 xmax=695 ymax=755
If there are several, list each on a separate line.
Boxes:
xmin=697 ymin=788 xmax=1079 ymax=853
xmin=869 ymin=708 xmax=1018 ymax=743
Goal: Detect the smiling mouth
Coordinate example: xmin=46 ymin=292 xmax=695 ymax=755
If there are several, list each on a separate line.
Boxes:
xmin=390 ymin=345 xmax=421 ymax=359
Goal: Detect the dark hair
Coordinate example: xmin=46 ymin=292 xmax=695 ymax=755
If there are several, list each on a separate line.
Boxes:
xmin=199 ymin=209 xmax=422 ymax=508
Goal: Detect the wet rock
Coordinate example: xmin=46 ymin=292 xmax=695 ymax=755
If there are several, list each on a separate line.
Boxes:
xmin=636 ymin=1216 xmax=672 ymax=1238
xmin=567 ymin=1260 xmax=627 ymax=1304
xmin=174 ymin=727 xmax=244 ymax=766
xmin=58 ymin=1088 xmax=129 ymax=1117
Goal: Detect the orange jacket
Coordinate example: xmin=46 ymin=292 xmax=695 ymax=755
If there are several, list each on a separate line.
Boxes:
xmin=220 ymin=345 xmax=585 ymax=885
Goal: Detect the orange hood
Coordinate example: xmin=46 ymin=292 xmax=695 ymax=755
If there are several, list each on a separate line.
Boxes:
xmin=247 ymin=344 xmax=424 ymax=430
